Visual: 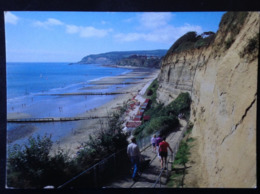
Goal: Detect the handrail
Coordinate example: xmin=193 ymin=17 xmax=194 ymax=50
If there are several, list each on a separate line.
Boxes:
xmin=57 ymin=147 xmax=126 ymax=189
xmin=152 ymin=154 xmax=173 ymax=188
xmin=58 ymin=141 xmax=152 ymax=189
xmin=153 ymin=120 xmax=188 ymax=188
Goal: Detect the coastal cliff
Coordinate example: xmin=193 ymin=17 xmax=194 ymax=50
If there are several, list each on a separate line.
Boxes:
xmin=157 ymin=12 xmax=258 ymax=187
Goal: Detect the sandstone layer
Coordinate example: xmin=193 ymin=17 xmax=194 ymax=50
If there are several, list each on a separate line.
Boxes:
xmin=157 ymin=12 xmax=258 ymax=187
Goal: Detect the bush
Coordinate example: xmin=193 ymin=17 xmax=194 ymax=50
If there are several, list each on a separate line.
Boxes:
xmin=7 ymin=134 xmax=73 ymax=188
xmin=166 ymin=31 xmax=215 ymax=56
xmin=7 ymin=108 xmax=129 ymax=188
xmin=134 ymin=92 xmax=191 ymax=140
xmin=174 ymin=141 xmax=189 ymax=167
xmin=75 ymin=110 xmax=128 ymax=169
xmin=240 ymin=33 xmax=259 ymax=58
xmin=145 ymin=78 xmax=159 ymax=106
xmin=166 ymin=92 xmax=191 ymax=118
xmin=220 ymin=12 xmax=249 ymax=50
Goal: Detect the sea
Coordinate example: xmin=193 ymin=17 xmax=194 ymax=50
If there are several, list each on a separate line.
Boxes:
xmin=6 ymin=62 xmax=132 ymax=146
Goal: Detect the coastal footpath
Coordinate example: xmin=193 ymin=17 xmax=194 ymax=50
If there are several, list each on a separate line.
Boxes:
xmin=157 ymin=12 xmax=258 ymax=187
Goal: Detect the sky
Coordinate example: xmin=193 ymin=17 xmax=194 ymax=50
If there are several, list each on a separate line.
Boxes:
xmin=4 ymin=11 xmax=225 ymax=62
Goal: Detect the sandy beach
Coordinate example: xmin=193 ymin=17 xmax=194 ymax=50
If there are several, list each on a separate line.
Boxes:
xmin=51 ymin=67 xmax=159 ymax=157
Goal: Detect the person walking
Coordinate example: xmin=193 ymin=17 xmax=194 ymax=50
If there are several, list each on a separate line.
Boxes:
xmin=127 ymin=137 xmax=141 ymax=181
xmin=159 ymin=136 xmax=173 ymax=170
xmin=151 ymin=134 xmax=157 ymax=153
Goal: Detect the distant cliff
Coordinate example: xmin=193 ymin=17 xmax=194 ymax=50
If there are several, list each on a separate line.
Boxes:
xmin=78 ymin=49 xmax=167 ymax=66
xmin=116 ymin=55 xmax=162 ymax=68
xmin=157 ymin=12 xmax=258 ymax=187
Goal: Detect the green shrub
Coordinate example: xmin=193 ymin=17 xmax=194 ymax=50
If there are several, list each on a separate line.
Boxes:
xmin=145 ymin=78 xmax=159 ymax=106
xmin=7 ymin=134 xmax=73 ymax=188
xmin=173 ymin=141 xmax=190 ymax=167
xmin=135 ymin=92 xmax=191 ymax=140
xmin=7 ymin=108 xmax=129 ymax=188
xmin=76 ymin=110 xmax=128 ymax=168
xmin=166 ymin=31 xmax=215 ymax=56
xmin=240 ymin=33 xmax=259 ymax=58
xmin=166 ymin=92 xmax=191 ymax=118
xmin=220 ymin=12 xmax=249 ymax=50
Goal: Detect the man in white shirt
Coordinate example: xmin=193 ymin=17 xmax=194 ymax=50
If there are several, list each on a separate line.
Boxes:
xmin=127 ymin=137 xmax=141 ymax=181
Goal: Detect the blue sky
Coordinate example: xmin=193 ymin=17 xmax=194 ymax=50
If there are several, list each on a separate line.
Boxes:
xmin=5 ymin=11 xmax=225 ymax=62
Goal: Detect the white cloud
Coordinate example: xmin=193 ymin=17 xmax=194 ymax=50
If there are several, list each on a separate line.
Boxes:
xmin=114 ymin=24 xmax=203 ymax=44
xmin=5 ymin=12 xmax=19 ymax=25
xmin=33 ymin=18 xmax=64 ymax=28
xmin=66 ymin=25 xmax=79 ymax=34
xmin=66 ymin=25 xmax=113 ymax=38
xmin=139 ymin=12 xmax=172 ymax=29
xmin=114 ymin=33 xmax=145 ymax=42
xmin=115 ymin=12 xmax=203 ymax=44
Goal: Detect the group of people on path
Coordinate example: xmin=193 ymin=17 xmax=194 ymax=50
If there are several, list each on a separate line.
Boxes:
xmin=127 ymin=134 xmax=173 ymax=181
xmin=151 ymin=134 xmax=173 ymax=170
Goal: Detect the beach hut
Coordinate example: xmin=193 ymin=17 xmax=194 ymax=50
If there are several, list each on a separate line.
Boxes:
xmin=133 ymin=115 xmax=142 ymax=121
xmin=143 ymin=115 xmax=151 ymax=122
xmin=126 ymin=121 xmax=142 ymax=127
xmin=144 ymin=99 xmax=150 ymax=103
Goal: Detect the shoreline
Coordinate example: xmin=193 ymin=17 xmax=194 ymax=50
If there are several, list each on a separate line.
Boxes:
xmin=7 ymin=66 xmax=159 ymax=157
xmin=51 ymin=67 xmax=159 ymax=157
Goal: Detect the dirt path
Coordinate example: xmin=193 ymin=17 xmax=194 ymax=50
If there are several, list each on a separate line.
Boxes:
xmin=103 ymin=119 xmax=187 ymax=188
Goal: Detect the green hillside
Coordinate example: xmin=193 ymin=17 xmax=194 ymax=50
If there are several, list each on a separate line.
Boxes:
xmin=78 ymin=49 xmax=167 ymax=65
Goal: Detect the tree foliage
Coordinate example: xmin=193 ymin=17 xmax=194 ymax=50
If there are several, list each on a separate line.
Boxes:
xmin=134 ymin=92 xmax=191 ymax=140
xmin=7 ymin=108 xmax=129 ymax=188
xmin=166 ymin=31 xmax=215 ymax=56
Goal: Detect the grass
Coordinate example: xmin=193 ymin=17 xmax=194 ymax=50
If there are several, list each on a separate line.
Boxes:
xmin=167 ymin=125 xmax=194 ymax=188
xmin=220 ymin=12 xmax=249 ymax=50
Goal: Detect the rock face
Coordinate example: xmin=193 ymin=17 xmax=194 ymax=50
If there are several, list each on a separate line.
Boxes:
xmin=157 ymin=12 xmax=258 ymax=187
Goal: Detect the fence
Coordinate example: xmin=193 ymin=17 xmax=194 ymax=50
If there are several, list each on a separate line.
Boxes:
xmin=153 ymin=121 xmax=188 ymax=188
xmin=57 ymin=137 xmax=152 ymax=189
xmin=57 ymin=148 xmax=130 ymax=188
xmin=57 ymin=121 xmax=188 ymax=188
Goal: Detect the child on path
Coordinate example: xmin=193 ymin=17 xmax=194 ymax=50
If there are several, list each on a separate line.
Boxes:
xmin=151 ymin=134 xmax=157 ymax=153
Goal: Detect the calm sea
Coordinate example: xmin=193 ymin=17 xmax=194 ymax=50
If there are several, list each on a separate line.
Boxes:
xmin=7 ymin=62 xmax=132 ymax=145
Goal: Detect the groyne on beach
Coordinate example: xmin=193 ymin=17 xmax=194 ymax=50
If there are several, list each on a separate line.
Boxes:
xmin=7 ymin=67 xmax=160 ymax=157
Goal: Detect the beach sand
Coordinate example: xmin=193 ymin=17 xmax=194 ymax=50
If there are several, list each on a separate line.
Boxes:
xmin=51 ymin=67 xmax=159 ymax=157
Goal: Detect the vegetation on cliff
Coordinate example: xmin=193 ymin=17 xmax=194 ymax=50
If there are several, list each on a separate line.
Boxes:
xmin=116 ymin=55 xmax=162 ymax=68
xmin=168 ymin=122 xmax=194 ymax=188
xmin=78 ymin=49 xmax=167 ymax=65
xmin=134 ymin=92 xmax=191 ymax=140
xmin=166 ymin=31 xmax=215 ymax=57
xmin=219 ymin=12 xmax=249 ymax=50
xmin=240 ymin=32 xmax=259 ymax=61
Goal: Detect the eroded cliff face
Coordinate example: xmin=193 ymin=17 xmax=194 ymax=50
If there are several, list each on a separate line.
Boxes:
xmin=157 ymin=12 xmax=258 ymax=187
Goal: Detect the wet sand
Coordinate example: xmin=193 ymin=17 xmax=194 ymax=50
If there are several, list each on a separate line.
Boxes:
xmin=51 ymin=67 xmax=159 ymax=157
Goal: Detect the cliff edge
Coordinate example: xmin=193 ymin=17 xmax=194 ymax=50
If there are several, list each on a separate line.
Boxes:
xmin=157 ymin=12 xmax=258 ymax=187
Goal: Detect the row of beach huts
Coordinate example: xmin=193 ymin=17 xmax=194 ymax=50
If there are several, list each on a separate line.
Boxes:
xmin=123 ymin=96 xmax=151 ymax=133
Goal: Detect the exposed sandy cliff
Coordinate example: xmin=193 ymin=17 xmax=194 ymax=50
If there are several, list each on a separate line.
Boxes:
xmin=157 ymin=12 xmax=258 ymax=187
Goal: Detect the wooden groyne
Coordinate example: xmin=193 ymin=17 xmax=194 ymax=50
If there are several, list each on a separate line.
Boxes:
xmin=88 ymin=82 xmax=142 ymax=85
xmin=7 ymin=116 xmax=111 ymax=123
xmin=37 ymin=91 xmax=133 ymax=96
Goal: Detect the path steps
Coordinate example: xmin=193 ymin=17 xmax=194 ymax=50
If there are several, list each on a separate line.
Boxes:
xmin=103 ymin=119 xmax=187 ymax=188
